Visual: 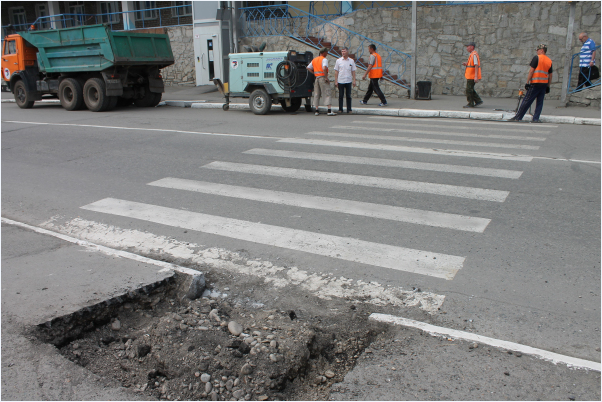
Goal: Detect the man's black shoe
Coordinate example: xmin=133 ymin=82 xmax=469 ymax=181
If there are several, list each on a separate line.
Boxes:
xmin=475 ymin=100 xmax=484 ymax=107
xmin=463 ymin=104 xmax=475 ymax=108
xmin=531 ymin=119 xmax=543 ymax=123
xmin=507 ymin=117 xmax=521 ymax=122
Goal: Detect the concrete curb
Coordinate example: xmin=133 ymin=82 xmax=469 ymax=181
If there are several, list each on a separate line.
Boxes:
xmin=187 ymin=102 xmax=601 ymax=125
xmin=3 ymin=98 xmax=599 ymax=125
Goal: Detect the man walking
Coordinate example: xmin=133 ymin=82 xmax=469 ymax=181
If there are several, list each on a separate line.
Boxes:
xmin=307 ymin=47 xmax=336 ymax=116
xmin=359 ymin=44 xmax=387 ymax=106
xmin=577 ymin=32 xmax=597 ymax=89
xmin=462 ymin=41 xmax=483 ymax=108
xmin=509 ymin=44 xmax=553 ymax=123
xmin=334 ymin=47 xmax=357 ymax=113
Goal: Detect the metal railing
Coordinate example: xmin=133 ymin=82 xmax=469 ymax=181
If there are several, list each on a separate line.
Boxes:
xmin=240 ymin=4 xmax=411 ymax=89
xmin=1 ymin=5 xmax=192 ymax=36
xmin=567 ymin=44 xmax=601 ymax=94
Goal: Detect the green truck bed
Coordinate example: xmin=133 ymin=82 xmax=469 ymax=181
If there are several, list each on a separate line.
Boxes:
xmin=19 ymin=24 xmax=174 ymax=73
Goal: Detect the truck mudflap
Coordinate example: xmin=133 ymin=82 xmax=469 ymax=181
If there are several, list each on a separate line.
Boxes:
xmin=148 ymin=77 xmax=165 ymax=94
xmin=101 ymin=72 xmax=124 ymax=97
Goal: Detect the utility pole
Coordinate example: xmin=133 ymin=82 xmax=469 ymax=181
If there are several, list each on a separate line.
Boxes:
xmin=411 ymin=1 xmax=417 ymax=100
xmin=560 ymin=2 xmax=576 ymax=105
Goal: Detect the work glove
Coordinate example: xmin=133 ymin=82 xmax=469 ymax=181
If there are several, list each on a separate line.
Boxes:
xmin=524 ymin=83 xmax=531 ymax=90
xmin=546 ymin=86 xmax=550 ymax=94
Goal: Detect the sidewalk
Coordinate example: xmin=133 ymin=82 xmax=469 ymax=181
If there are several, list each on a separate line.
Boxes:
xmin=159 ymin=85 xmax=601 ymax=125
xmin=2 ymin=85 xmax=600 ymax=124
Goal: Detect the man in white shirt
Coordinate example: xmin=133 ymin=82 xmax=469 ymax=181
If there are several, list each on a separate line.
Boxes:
xmin=334 ymin=47 xmax=357 ymax=113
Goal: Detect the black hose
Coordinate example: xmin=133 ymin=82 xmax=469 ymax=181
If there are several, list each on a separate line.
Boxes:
xmin=276 ymin=60 xmax=296 ymax=90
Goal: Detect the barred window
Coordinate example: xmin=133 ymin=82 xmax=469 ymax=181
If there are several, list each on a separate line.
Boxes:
xmin=172 ymin=1 xmax=192 ymax=17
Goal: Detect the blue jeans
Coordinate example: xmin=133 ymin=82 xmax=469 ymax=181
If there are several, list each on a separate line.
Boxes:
xmin=338 ymin=82 xmax=352 ymax=112
xmin=514 ymin=84 xmax=547 ymax=121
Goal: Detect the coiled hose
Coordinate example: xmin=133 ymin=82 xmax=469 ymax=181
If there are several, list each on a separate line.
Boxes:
xmin=276 ymin=60 xmax=309 ymax=91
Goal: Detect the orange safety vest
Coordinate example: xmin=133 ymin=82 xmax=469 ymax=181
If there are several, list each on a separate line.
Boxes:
xmin=312 ymin=56 xmax=326 ymax=77
xmin=368 ymin=52 xmax=383 ymax=79
xmin=531 ymin=54 xmax=552 ymax=84
xmin=464 ymin=50 xmax=481 ymax=80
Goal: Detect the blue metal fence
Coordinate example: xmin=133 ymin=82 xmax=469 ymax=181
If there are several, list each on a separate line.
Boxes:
xmin=1 ymin=4 xmax=192 ymax=37
xmin=240 ymin=4 xmax=411 ymax=89
xmin=567 ymin=44 xmax=601 ymax=95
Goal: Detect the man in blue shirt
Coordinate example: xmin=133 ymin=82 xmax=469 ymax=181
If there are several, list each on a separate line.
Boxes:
xmin=577 ymin=32 xmax=597 ymax=89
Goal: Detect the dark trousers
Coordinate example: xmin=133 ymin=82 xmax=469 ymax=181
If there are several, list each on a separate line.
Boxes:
xmin=363 ymin=78 xmax=386 ymax=104
xmin=514 ymin=84 xmax=547 ymax=121
xmin=338 ymin=82 xmax=352 ymax=112
xmin=577 ymin=66 xmax=593 ymax=89
xmin=465 ymin=79 xmax=482 ymax=105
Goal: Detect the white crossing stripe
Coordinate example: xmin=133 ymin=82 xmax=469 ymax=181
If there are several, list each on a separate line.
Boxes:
xmin=203 ymin=161 xmax=510 ymax=202
xmin=277 ymin=138 xmax=534 ymax=162
xmin=368 ymin=115 xmax=558 ymax=128
xmin=344 ymin=122 xmax=547 ymax=140
xmin=370 ymin=313 xmax=601 ymax=372
xmin=310 ymin=130 xmax=541 ymax=150
xmin=244 ymin=148 xmax=523 ymax=179
xmin=149 ymin=178 xmax=491 ymax=232
xmin=81 ymin=198 xmax=466 ymax=280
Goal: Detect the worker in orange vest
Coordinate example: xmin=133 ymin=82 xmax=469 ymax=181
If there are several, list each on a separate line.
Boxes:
xmin=508 ymin=44 xmax=553 ymax=123
xmin=360 ymin=44 xmax=387 ymax=106
xmin=462 ymin=41 xmax=483 ymax=108
xmin=307 ymin=47 xmax=336 ymax=116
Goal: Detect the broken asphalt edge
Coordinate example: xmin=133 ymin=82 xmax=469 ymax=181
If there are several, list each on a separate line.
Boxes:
xmin=1 ymin=217 xmax=206 ymax=316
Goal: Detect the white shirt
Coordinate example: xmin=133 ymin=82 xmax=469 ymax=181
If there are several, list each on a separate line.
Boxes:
xmin=334 ymin=56 xmax=357 ymax=84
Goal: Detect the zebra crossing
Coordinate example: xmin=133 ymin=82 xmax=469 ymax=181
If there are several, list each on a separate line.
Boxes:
xmin=80 ymin=117 xmax=550 ymax=281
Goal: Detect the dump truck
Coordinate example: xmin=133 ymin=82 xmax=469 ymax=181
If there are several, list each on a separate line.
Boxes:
xmin=214 ymin=50 xmax=315 ymax=115
xmin=2 ymin=24 xmax=174 ymax=112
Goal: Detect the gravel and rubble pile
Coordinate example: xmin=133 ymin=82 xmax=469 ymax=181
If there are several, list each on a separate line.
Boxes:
xmin=54 ymin=287 xmax=383 ymax=401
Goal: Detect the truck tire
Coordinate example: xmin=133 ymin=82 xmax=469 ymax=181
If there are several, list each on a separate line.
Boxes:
xmin=249 ymin=89 xmax=271 ymax=115
xmin=134 ymin=90 xmax=162 ymax=107
xmin=281 ymin=98 xmax=302 ymax=113
xmin=117 ymin=97 xmax=134 ymax=108
xmin=13 ymin=80 xmax=35 ymax=109
xmin=83 ymin=78 xmax=111 ymax=112
xmin=58 ymin=78 xmax=84 ymax=111
xmin=106 ymin=96 xmax=119 ymax=111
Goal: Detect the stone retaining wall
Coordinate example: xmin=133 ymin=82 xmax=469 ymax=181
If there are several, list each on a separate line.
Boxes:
xmin=163 ymin=26 xmax=195 ymax=87
xmin=568 ymin=86 xmax=601 ymax=108
xmin=241 ymin=1 xmax=600 ymax=102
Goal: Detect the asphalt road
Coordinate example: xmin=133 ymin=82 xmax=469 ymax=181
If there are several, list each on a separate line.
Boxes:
xmin=2 ymin=102 xmax=600 ymax=370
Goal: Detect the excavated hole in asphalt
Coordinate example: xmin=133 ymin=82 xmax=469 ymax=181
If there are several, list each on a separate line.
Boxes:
xmin=34 ymin=272 xmax=389 ymax=401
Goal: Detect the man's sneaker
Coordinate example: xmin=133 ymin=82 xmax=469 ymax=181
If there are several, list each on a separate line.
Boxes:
xmin=314 ymin=112 xmax=320 ymax=116
xmin=338 ymin=110 xmax=344 ymax=114
xmin=347 ymin=110 xmax=352 ymax=113
xmin=475 ymin=100 xmax=484 ymax=107
xmin=327 ymin=112 xmax=337 ymax=116
xmin=379 ymin=102 xmax=388 ymax=107
xmin=507 ymin=117 xmax=521 ymax=122
xmin=359 ymin=100 xmax=367 ymax=105
xmin=531 ymin=119 xmax=542 ymax=123
xmin=463 ymin=104 xmax=475 ymax=108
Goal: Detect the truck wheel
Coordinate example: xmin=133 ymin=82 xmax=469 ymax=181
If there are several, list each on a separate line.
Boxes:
xmin=281 ymin=98 xmax=302 ymax=113
xmin=106 ymin=96 xmax=119 ymax=111
xmin=13 ymin=80 xmax=35 ymax=109
xmin=58 ymin=78 xmax=84 ymax=111
xmin=134 ymin=90 xmax=162 ymax=107
xmin=249 ymin=89 xmax=271 ymax=115
xmin=83 ymin=78 xmax=111 ymax=112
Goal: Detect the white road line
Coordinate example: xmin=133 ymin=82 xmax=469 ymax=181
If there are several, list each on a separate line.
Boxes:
xmin=81 ymin=198 xmax=466 ymax=280
xmin=1 ymin=120 xmax=273 ymax=139
xmin=244 ymin=148 xmax=523 ymax=179
xmin=369 ymin=313 xmax=601 ymax=372
xmin=368 ymin=115 xmax=559 ymax=128
xmin=0 ymin=217 xmax=200 ymax=276
xmin=278 ymin=138 xmax=534 ymax=162
xmin=350 ymin=121 xmax=549 ymax=137
xmin=310 ymin=130 xmax=541 ymax=150
xmin=149 ymin=178 xmax=491 ymax=232
xmin=533 ymin=156 xmax=602 ymax=164
xmin=203 ymin=161 xmax=509 ymax=202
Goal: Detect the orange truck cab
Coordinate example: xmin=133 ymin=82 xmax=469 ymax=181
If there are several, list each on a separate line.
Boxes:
xmin=2 ymin=34 xmax=39 ymax=87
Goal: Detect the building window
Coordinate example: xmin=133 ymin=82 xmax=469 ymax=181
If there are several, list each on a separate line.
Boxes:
xmin=99 ymin=2 xmax=120 ymax=23
xmin=67 ymin=1 xmax=85 ymax=26
xmin=9 ymin=7 xmax=27 ymax=30
xmin=36 ymin=4 xmax=50 ymax=29
xmin=135 ymin=1 xmax=157 ymax=21
xmin=172 ymin=1 xmax=192 ymax=17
